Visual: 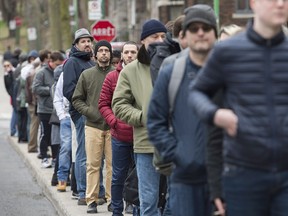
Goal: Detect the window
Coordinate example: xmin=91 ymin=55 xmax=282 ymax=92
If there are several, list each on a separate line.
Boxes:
xmin=235 ymin=0 xmax=252 ymax=13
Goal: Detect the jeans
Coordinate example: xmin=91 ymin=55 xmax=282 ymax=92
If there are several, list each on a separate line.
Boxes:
xmin=73 ymin=115 xmax=86 ymax=199
xmin=38 ymin=113 xmax=51 ymax=158
xmin=135 ymin=153 xmax=160 ymax=216
xmin=223 ymin=164 xmax=288 ymax=216
xmin=57 ymin=117 xmax=72 ymax=182
xmin=169 ymin=182 xmax=211 ymax=216
xmin=10 ymin=107 xmax=18 ymax=136
xmin=111 ymin=137 xmax=133 ymax=215
xmin=99 ymin=158 xmax=105 ymax=198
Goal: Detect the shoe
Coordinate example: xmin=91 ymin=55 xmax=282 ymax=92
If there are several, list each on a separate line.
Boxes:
xmin=37 ymin=153 xmax=51 ymax=159
xmin=51 ymin=173 xmax=58 ymax=186
xmin=57 ymin=181 xmax=67 ymax=192
xmin=41 ymin=158 xmax=52 ymax=168
xmin=28 ymin=149 xmax=38 ymax=153
xmin=87 ymin=201 xmax=97 ymax=214
xmin=71 ymin=192 xmax=79 ymax=200
xmin=107 ymin=203 xmax=113 ymax=212
xmin=125 ymin=203 xmax=133 ymax=214
xmin=78 ymin=198 xmax=86 ymax=205
xmin=96 ymin=197 xmax=106 ymax=205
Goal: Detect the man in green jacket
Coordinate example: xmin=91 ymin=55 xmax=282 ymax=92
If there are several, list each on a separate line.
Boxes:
xmin=72 ymin=40 xmax=114 ymax=214
xmin=112 ymin=19 xmax=167 ymax=215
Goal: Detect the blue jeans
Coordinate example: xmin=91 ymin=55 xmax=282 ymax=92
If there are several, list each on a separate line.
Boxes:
xmin=99 ymin=157 xmax=105 ymax=198
xmin=111 ymin=137 xmax=133 ymax=215
xmin=169 ymin=182 xmax=211 ymax=216
xmin=135 ymin=153 xmax=160 ymax=216
xmin=10 ymin=107 xmax=18 ymax=136
xmin=57 ymin=117 xmax=72 ymax=182
xmin=73 ymin=115 xmax=86 ymax=199
xmin=223 ymin=164 xmax=288 ymax=216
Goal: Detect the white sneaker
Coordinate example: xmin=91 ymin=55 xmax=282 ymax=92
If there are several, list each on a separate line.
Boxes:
xmin=41 ymin=158 xmax=52 ymax=168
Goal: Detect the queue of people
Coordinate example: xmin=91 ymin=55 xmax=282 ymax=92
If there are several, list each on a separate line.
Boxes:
xmin=3 ymin=1 xmax=288 ymax=216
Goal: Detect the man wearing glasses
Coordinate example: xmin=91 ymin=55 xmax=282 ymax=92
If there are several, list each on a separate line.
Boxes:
xmin=147 ymin=5 xmax=218 ymax=216
xmin=72 ymin=40 xmax=114 ymax=214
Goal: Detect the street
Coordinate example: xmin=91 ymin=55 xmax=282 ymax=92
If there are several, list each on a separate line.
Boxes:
xmin=0 ymin=59 xmax=59 ymax=216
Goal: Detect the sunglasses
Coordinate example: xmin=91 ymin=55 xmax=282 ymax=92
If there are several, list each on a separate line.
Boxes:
xmin=188 ymin=24 xmax=213 ymax=33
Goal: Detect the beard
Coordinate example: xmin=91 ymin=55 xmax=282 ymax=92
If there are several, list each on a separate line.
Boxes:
xmin=98 ymin=56 xmax=110 ymax=64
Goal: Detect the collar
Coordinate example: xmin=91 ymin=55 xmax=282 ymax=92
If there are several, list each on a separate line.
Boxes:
xmin=246 ymin=19 xmax=285 ymax=47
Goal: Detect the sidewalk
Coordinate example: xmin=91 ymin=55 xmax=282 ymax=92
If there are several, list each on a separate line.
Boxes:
xmin=8 ymin=136 xmax=114 ymax=216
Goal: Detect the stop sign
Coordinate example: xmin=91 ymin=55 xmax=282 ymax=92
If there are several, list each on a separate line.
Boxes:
xmin=91 ymin=20 xmax=116 ymax=42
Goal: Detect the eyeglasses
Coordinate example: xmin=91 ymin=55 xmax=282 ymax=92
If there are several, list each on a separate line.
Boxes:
xmin=188 ymin=24 xmax=213 ymax=33
xmin=97 ymin=49 xmax=110 ymax=53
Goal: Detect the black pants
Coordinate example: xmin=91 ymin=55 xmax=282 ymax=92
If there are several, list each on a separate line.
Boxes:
xmin=17 ymin=107 xmax=28 ymax=142
xmin=38 ymin=113 xmax=51 ymax=158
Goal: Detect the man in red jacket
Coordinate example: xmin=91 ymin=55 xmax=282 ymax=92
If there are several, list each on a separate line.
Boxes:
xmin=98 ymin=41 xmax=139 ymax=215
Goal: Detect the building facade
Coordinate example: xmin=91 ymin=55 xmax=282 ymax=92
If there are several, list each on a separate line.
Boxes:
xmin=105 ymin=0 xmax=253 ymax=42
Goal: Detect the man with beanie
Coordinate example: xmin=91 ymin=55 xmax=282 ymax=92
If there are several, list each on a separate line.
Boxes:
xmin=147 ymin=4 xmax=218 ymax=216
xmin=189 ymin=1 xmax=288 ymax=216
xmin=112 ymin=19 xmax=167 ymax=215
xmin=63 ymin=28 xmax=95 ymax=205
xmin=72 ymin=40 xmax=114 ymax=214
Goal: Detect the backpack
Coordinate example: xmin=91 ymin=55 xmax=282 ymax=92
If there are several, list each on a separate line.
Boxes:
xmin=152 ymin=54 xmax=187 ymax=176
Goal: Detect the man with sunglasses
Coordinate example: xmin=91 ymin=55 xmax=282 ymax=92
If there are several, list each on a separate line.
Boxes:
xmin=189 ymin=0 xmax=288 ymax=216
xmin=147 ymin=5 xmax=218 ymax=216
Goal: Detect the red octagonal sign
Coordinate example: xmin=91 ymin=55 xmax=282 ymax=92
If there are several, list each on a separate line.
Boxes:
xmin=91 ymin=20 xmax=116 ymax=42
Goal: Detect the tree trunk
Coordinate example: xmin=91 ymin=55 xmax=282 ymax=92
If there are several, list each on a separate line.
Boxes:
xmin=48 ymin=0 xmax=62 ymax=50
xmin=60 ymin=0 xmax=72 ymax=50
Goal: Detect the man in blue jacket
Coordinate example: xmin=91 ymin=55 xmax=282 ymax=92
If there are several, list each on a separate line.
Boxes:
xmin=63 ymin=28 xmax=95 ymax=205
xmin=189 ymin=1 xmax=288 ymax=216
xmin=147 ymin=4 xmax=218 ymax=216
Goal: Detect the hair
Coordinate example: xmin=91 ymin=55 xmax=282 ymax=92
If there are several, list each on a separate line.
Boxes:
xmin=50 ymin=51 xmax=65 ymax=62
xmin=121 ymin=41 xmax=139 ymax=52
xmin=173 ymin=15 xmax=185 ymax=38
xmin=38 ymin=49 xmax=51 ymax=62
xmin=112 ymin=49 xmax=121 ymax=58
xmin=219 ymin=24 xmax=243 ymax=37
xmin=165 ymin=20 xmax=174 ymax=34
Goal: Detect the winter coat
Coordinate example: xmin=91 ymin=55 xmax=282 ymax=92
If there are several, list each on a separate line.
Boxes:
xmin=72 ymin=64 xmax=113 ymax=130
xmin=99 ymin=61 xmax=133 ymax=143
xmin=63 ymin=46 xmax=95 ymax=122
xmin=189 ymin=20 xmax=288 ymax=172
xmin=32 ymin=64 xmax=54 ymax=114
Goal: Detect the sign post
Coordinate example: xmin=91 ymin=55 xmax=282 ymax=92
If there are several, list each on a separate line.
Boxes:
xmin=91 ymin=20 xmax=116 ymax=42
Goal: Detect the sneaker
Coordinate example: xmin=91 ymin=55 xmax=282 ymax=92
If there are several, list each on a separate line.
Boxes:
xmin=51 ymin=173 xmax=58 ymax=186
xmin=107 ymin=203 xmax=113 ymax=212
xmin=125 ymin=203 xmax=133 ymax=214
xmin=87 ymin=201 xmax=97 ymax=214
xmin=78 ymin=198 xmax=86 ymax=205
xmin=71 ymin=192 xmax=79 ymax=200
xmin=96 ymin=197 xmax=106 ymax=205
xmin=57 ymin=181 xmax=67 ymax=192
xmin=37 ymin=153 xmax=51 ymax=159
xmin=41 ymin=158 xmax=52 ymax=168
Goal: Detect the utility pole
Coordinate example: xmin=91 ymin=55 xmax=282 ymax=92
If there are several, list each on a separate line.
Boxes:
xmin=213 ymin=0 xmax=219 ymax=29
